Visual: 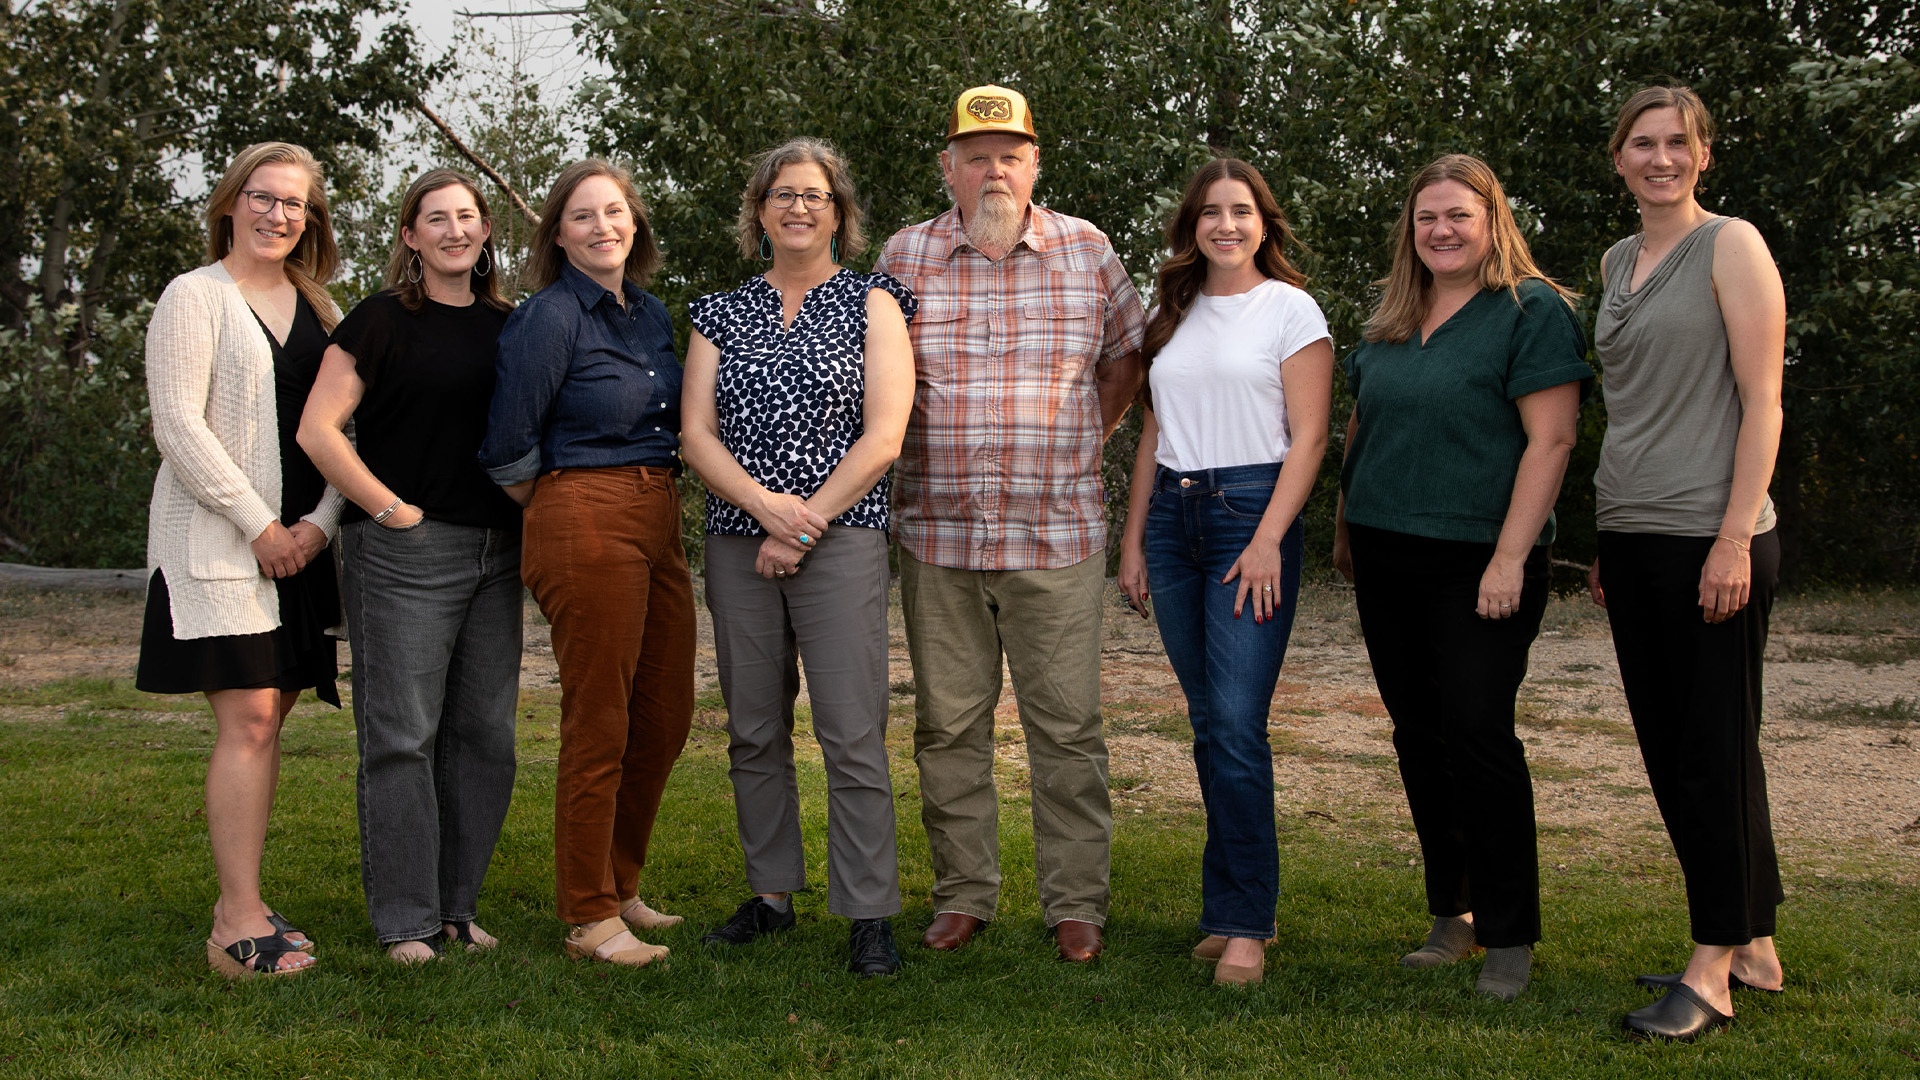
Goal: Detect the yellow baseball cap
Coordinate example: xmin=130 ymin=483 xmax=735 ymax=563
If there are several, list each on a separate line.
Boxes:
xmin=947 ymin=84 xmax=1036 ymax=142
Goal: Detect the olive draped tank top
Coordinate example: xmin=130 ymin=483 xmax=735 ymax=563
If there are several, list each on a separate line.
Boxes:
xmin=1593 ymin=216 xmax=1777 ymax=537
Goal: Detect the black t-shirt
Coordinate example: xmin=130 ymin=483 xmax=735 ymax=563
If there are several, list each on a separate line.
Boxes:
xmin=329 ymin=290 xmax=520 ymax=530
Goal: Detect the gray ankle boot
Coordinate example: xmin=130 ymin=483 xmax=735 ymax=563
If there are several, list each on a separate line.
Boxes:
xmin=1476 ymin=945 xmax=1532 ymax=1000
xmin=1400 ymin=915 xmax=1476 ymax=968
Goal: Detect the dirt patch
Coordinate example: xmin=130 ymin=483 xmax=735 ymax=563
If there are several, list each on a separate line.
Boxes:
xmin=5 ymin=579 xmax=1916 ymax=875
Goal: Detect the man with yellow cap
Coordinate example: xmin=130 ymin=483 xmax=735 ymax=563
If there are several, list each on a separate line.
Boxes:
xmin=874 ymin=84 xmax=1145 ymax=962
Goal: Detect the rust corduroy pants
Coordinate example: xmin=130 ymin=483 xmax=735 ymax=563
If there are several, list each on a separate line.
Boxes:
xmin=521 ymin=466 xmax=696 ymax=925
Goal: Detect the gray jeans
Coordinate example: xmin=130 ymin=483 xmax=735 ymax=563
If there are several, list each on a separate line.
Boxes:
xmin=343 ymin=517 xmax=523 ymax=943
xmin=704 ymin=528 xmax=900 ymax=919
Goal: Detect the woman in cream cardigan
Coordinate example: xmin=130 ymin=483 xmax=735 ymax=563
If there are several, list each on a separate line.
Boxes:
xmin=137 ymin=142 xmax=345 ymax=978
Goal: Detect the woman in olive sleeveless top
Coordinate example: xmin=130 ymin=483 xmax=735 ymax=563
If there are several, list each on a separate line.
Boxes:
xmin=1591 ymin=86 xmax=1788 ymax=1041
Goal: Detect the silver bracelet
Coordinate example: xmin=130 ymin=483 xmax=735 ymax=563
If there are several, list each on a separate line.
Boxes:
xmin=373 ymin=498 xmax=402 ymax=524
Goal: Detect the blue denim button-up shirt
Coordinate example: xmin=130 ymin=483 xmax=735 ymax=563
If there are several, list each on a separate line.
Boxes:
xmin=479 ymin=261 xmax=682 ymax=485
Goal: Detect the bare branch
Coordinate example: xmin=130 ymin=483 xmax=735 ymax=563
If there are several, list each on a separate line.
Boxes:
xmin=457 ymin=7 xmax=587 ymax=16
xmin=413 ymin=97 xmax=542 ymax=229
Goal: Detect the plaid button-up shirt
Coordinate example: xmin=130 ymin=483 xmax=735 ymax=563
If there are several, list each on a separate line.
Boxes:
xmin=874 ymin=206 xmax=1146 ymax=570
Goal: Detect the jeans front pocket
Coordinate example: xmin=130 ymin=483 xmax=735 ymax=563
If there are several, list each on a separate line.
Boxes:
xmin=1213 ymin=482 xmax=1275 ymax=523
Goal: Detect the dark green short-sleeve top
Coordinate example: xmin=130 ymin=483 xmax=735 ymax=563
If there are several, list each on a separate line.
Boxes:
xmin=1341 ymin=278 xmax=1592 ymax=546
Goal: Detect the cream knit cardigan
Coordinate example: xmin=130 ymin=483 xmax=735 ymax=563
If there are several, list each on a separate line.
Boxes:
xmin=145 ymin=262 xmax=343 ymax=640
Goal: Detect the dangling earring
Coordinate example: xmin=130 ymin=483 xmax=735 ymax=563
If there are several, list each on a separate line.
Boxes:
xmin=406 ymin=250 xmax=423 ymax=284
xmin=831 ymin=236 xmax=839 ymax=264
xmin=759 ymin=233 xmax=772 ymax=261
xmin=474 ymin=245 xmax=492 ymax=277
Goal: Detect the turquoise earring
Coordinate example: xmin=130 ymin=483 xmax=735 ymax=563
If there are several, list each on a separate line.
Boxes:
xmin=759 ymin=233 xmax=772 ymax=261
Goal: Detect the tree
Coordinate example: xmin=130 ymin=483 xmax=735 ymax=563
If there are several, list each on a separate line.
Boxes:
xmin=576 ymin=0 xmax=1920 ymax=583
xmin=1 ymin=0 xmax=445 ymax=347
xmin=0 ymin=0 xmax=445 ymax=564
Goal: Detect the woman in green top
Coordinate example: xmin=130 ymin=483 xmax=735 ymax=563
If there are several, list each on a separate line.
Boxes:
xmin=1332 ymin=154 xmax=1590 ymax=1001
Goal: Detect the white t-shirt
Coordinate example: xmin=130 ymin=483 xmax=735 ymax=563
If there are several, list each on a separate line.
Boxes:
xmin=1148 ymin=277 xmax=1331 ymax=472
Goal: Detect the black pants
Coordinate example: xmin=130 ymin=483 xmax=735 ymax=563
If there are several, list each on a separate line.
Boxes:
xmin=1598 ymin=529 xmax=1783 ymax=945
xmin=1349 ymin=524 xmax=1548 ymax=948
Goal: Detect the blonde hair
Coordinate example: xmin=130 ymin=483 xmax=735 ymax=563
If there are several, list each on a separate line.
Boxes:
xmin=204 ymin=142 xmax=340 ymax=330
xmin=385 ymin=169 xmax=511 ymax=314
xmin=524 ymin=159 xmax=661 ymax=292
xmin=734 ymin=137 xmax=867 ymax=261
xmin=1362 ymin=153 xmax=1577 ymax=344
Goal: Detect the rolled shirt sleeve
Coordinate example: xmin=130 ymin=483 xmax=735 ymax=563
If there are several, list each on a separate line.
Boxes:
xmin=479 ymin=292 xmax=575 ymax=485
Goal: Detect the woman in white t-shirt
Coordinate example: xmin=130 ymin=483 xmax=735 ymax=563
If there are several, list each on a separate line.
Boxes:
xmin=1118 ymin=158 xmax=1333 ymax=986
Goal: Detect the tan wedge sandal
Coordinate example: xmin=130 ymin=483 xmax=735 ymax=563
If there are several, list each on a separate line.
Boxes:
xmin=565 ymin=917 xmax=668 ymax=967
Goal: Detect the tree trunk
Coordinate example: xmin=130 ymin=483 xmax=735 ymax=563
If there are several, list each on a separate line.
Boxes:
xmin=38 ymin=0 xmax=136 ymax=330
xmin=1203 ymin=0 xmax=1238 ymax=153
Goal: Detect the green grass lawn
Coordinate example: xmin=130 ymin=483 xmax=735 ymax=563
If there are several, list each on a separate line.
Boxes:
xmin=0 ymin=678 xmax=1913 ymax=1079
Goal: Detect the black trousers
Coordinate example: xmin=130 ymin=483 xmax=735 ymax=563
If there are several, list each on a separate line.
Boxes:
xmin=1598 ymin=529 xmax=1783 ymax=945
xmin=1349 ymin=524 xmax=1548 ymax=948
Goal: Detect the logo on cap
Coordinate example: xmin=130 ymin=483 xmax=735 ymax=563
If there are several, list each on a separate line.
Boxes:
xmin=948 ymin=83 xmax=1035 ymax=140
xmin=967 ymin=96 xmax=1014 ymax=123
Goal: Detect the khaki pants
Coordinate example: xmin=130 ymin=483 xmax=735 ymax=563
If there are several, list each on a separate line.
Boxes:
xmin=521 ymin=467 xmax=695 ymax=926
xmin=900 ymin=550 xmax=1111 ymax=926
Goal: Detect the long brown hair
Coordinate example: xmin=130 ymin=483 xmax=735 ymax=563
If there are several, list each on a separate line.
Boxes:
xmin=204 ymin=141 xmax=340 ymax=330
xmin=1361 ymin=154 xmax=1577 ymax=344
xmin=384 ymin=169 xmax=512 ymax=314
xmin=523 ymin=159 xmax=661 ymax=293
xmin=1140 ymin=159 xmax=1307 ymax=401
xmin=734 ymin=137 xmax=868 ymax=261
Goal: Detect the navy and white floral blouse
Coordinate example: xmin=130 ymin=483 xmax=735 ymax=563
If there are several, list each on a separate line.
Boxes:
xmin=687 ymin=269 xmax=916 ymax=537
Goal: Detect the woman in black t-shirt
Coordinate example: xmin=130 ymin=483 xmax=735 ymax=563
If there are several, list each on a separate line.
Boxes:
xmin=297 ymin=169 xmax=521 ymax=963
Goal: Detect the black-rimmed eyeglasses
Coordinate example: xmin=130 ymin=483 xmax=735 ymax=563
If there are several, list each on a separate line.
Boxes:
xmin=241 ymin=190 xmax=310 ymax=220
xmin=765 ymin=189 xmax=834 ymax=211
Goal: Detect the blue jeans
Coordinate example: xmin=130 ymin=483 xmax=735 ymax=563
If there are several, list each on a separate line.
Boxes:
xmin=1143 ymin=463 xmax=1303 ymax=939
xmin=343 ymin=518 xmax=523 ymax=943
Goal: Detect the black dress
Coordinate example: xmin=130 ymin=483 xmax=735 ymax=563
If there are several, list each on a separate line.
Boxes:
xmin=135 ymin=294 xmax=341 ymax=706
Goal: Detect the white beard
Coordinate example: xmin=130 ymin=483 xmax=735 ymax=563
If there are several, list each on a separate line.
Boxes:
xmin=963 ymin=189 xmax=1024 ymax=254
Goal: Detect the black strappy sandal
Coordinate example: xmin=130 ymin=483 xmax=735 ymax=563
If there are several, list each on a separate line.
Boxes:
xmin=441 ymin=921 xmax=494 ymax=951
xmin=206 ymin=932 xmax=312 ymax=979
xmin=264 ymin=910 xmax=315 ymax=953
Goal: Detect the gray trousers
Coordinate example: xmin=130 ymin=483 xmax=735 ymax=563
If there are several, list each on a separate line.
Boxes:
xmin=899 ymin=550 xmax=1112 ymax=927
xmin=343 ymin=518 xmax=522 ymax=943
xmin=704 ymin=528 xmax=900 ymax=919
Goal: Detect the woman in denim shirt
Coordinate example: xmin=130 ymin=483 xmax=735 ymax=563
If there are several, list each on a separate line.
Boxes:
xmin=1116 ymin=159 xmax=1333 ymax=986
xmin=479 ymin=159 xmax=692 ymax=967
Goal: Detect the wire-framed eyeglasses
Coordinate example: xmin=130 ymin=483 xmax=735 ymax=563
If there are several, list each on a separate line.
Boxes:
xmin=764 ymin=189 xmax=834 ymax=211
xmin=240 ymin=190 xmax=310 ymax=220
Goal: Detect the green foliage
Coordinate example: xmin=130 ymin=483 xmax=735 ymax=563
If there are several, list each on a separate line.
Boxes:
xmin=0 ymin=299 xmax=156 ymax=567
xmin=0 ymin=0 xmax=443 ymax=567
xmin=1 ymin=0 xmax=444 ymax=328
xmin=578 ymin=0 xmax=1920 ymax=583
